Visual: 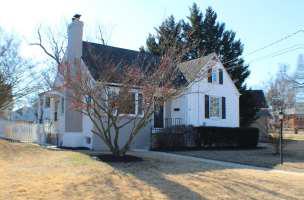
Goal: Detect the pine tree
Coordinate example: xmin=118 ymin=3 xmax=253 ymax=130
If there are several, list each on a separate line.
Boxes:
xmin=146 ymin=15 xmax=183 ymax=56
xmin=145 ymin=3 xmax=256 ymax=126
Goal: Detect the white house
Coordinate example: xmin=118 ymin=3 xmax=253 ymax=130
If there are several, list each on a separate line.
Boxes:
xmin=38 ymin=15 xmax=240 ymax=150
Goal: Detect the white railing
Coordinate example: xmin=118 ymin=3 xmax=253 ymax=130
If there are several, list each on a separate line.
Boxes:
xmin=0 ymin=119 xmax=45 ymax=143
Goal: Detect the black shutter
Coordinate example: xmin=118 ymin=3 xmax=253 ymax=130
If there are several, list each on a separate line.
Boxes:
xmin=222 ymin=97 xmax=226 ymax=119
xmin=208 ymin=69 xmax=212 ymax=83
xmin=219 ymin=69 xmax=223 ymax=84
xmin=205 ymin=95 xmax=209 ymax=118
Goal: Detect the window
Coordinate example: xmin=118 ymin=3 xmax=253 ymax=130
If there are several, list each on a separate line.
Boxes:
xmin=107 ymin=89 xmax=119 ymax=115
xmin=54 ymin=101 xmax=59 ymax=121
xmin=209 ymin=96 xmax=221 ymax=118
xmin=138 ymin=93 xmax=143 ymax=115
xmin=106 ymin=87 xmax=143 ymax=116
xmin=61 ymin=97 xmax=64 ymax=114
xmin=121 ymin=92 xmax=136 ymax=115
xmin=208 ymin=68 xmax=220 ymax=84
xmin=45 ymin=97 xmax=50 ymax=108
xmin=205 ymin=96 xmax=226 ymax=119
xmin=211 ymin=70 xmax=217 ymax=83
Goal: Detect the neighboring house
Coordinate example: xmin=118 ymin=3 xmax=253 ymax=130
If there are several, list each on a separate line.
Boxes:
xmin=38 ymin=15 xmax=240 ymax=150
xmin=249 ymin=90 xmax=271 ymax=141
xmin=10 ymin=106 xmax=38 ymax=123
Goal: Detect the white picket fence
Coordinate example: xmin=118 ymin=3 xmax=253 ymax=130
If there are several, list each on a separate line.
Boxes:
xmin=0 ymin=119 xmax=44 ymax=143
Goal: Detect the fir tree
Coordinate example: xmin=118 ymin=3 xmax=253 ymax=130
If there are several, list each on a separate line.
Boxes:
xmin=146 ymin=15 xmax=183 ymax=56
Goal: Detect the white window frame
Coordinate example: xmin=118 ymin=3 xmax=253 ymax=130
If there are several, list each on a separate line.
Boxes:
xmin=209 ymin=96 xmax=222 ymax=119
xmin=105 ymin=86 xmax=144 ymax=117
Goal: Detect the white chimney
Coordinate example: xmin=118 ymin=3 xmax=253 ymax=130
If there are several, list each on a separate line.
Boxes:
xmin=67 ymin=14 xmax=83 ymax=61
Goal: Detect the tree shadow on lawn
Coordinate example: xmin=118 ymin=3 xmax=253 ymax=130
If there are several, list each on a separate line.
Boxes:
xmin=87 ymin=151 xmax=300 ymax=200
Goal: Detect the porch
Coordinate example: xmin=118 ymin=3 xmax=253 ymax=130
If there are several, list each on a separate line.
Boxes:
xmin=37 ymin=90 xmax=65 ymax=145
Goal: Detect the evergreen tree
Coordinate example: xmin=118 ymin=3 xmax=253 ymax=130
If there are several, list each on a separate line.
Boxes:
xmin=146 ymin=15 xmax=184 ymax=56
xmin=146 ymin=3 xmax=255 ymax=126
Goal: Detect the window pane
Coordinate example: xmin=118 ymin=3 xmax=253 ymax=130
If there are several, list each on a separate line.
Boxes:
xmin=130 ymin=93 xmax=135 ymax=114
xmin=138 ymin=93 xmax=143 ymax=115
xmin=118 ymin=92 xmax=135 ymax=115
xmin=212 ymin=70 xmax=217 ymax=83
xmin=209 ymin=96 xmax=220 ymax=117
xmin=61 ymin=98 xmax=64 ymax=114
xmin=45 ymin=97 xmax=50 ymax=108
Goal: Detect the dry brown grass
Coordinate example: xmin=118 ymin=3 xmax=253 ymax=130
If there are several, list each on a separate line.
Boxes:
xmin=1 ymin=140 xmax=304 ymax=200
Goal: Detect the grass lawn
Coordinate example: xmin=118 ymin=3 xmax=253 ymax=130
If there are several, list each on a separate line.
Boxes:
xmin=1 ymin=140 xmax=304 ymax=200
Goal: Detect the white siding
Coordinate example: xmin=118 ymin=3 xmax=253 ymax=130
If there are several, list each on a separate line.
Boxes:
xmin=168 ymin=62 xmax=240 ymax=128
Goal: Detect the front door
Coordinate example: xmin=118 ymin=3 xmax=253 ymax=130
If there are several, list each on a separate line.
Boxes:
xmin=154 ymin=98 xmax=164 ymax=128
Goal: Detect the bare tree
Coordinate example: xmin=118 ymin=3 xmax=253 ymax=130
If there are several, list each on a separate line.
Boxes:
xmin=30 ymin=24 xmax=68 ymax=92
xmin=57 ymin=49 xmax=184 ymax=156
xmin=266 ymin=65 xmax=294 ymax=113
xmin=30 ymin=23 xmax=110 ymax=92
xmin=265 ymin=65 xmax=294 ymax=154
xmin=0 ymin=28 xmax=34 ymax=116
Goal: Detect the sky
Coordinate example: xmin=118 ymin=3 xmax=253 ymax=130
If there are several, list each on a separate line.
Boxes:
xmin=0 ymin=0 xmax=303 ymax=89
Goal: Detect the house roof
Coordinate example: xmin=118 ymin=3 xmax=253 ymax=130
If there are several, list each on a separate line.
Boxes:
xmin=248 ymin=90 xmax=268 ymax=109
xmin=81 ymin=42 xmax=237 ymax=92
xmin=82 ymin=41 xmax=158 ymax=80
xmin=177 ymin=53 xmax=217 ymax=83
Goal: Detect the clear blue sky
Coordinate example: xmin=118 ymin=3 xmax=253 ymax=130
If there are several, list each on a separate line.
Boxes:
xmin=0 ymin=0 xmax=303 ymax=88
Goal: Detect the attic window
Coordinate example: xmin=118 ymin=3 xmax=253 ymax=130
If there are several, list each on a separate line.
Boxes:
xmin=211 ymin=70 xmax=217 ymax=83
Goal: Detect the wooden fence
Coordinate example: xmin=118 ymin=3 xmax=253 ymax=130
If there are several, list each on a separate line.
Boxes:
xmin=0 ymin=119 xmax=41 ymax=143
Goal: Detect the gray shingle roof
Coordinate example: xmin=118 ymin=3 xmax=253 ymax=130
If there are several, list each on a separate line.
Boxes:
xmin=177 ymin=53 xmax=217 ymax=82
xmin=82 ymin=41 xmax=218 ymax=85
xmin=82 ymin=41 xmax=158 ymax=80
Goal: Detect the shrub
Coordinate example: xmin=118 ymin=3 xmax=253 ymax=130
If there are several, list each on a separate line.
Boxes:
xmin=195 ymin=126 xmax=259 ymax=148
xmin=152 ymin=125 xmax=197 ymax=150
xmin=151 ymin=126 xmax=259 ymax=150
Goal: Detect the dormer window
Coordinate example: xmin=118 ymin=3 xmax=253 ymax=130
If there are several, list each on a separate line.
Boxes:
xmin=211 ymin=70 xmax=217 ymax=82
xmin=208 ymin=68 xmax=223 ymax=84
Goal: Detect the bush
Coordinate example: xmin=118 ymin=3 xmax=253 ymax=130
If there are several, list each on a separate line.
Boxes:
xmin=196 ymin=126 xmax=259 ymax=148
xmin=151 ymin=126 xmax=259 ymax=150
xmin=152 ymin=125 xmax=197 ymax=150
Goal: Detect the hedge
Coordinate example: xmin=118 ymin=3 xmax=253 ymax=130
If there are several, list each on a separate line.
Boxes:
xmin=151 ymin=126 xmax=259 ymax=150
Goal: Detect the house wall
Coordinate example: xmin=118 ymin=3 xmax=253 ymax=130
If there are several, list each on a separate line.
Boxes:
xmin=170 ymin=63 xmax=239 ymax=128
xmin=91 ymin=117 xmax=152 ymax=151
xmin=65 ymin=90 xmax=83 ymax=132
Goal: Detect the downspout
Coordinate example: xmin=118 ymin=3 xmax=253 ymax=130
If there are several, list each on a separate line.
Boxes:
xmin=197 ymin=83 xmax=200 ymax=126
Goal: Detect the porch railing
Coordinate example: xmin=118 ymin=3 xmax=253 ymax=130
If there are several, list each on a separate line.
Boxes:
xmin=165 ymin=118 xmax=183 ymax=128
xmin=151 ymin=118 xmax=184 ymax=134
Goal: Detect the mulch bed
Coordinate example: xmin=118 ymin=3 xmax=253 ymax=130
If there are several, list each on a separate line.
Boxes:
xmin=96 ymin=154 xmax=143 ymax=163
